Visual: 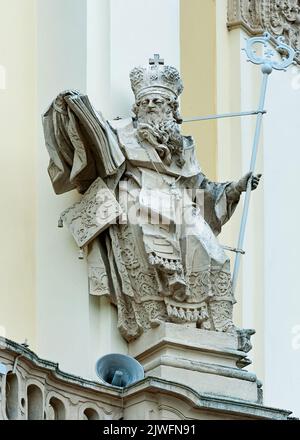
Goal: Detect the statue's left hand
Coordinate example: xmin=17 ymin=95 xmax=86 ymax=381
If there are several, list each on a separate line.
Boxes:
xmin=236 ymin=172 xmax=262 ymax=193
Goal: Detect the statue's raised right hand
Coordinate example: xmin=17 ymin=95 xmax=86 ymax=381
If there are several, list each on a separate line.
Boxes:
xmin=236 ymin=172 xmax=262 ymax=193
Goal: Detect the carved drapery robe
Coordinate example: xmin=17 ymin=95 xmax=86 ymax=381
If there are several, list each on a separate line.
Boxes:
xmin=43 ymin=91 xmax=241 ymax=342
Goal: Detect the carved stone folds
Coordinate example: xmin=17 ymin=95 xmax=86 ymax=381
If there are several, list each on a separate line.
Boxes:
xmin=228 ymin=0 xmax=300 ymax=63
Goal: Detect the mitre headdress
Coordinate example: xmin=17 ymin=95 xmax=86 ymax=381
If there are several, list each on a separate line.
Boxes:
xmin=130 ymin=54 xmax=184 ymax=101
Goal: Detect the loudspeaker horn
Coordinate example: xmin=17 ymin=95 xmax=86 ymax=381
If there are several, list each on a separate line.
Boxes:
xmin=95 ymin=353 xmax=144 ymax=388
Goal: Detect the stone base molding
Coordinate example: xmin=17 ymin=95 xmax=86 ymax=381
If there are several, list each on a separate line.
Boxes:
xmin=0 ymin=336 xmax=293 ymax=420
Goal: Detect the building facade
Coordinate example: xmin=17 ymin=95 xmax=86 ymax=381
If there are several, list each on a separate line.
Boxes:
xmin=0 ymin=0 xmax=299 ymax=418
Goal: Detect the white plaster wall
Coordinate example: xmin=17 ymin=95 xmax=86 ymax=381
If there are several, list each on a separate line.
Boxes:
xmin=216 ymin=2 xmax=265 ymax=382
xmin=36 ymin=0 xmax=180 ymax=380
xmin=233 ymin=32 xmax=265 ymax=380
xmin=263 ymin=67 xmax=300 ymax=416
xmin=216 ymin=1 xmax=300 ymax=416
xmin=36 ymin=0 xmax=91 ymax=377
xmin=109 ymin=0 xmax=180 ymax=119
xmin=87 ymin=0 xmax=111 ymax=115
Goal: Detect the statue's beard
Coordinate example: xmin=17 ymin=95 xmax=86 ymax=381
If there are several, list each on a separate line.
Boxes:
xmin=136 ymin=111 xmax=185 ymax=168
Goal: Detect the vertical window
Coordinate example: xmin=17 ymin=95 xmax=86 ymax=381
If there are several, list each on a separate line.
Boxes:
xmin=27 ymin=385 xmax=43 ymax=420
xmin=48 ymin=397 xmax=66 ymax=420
xmin=5 ymin=373 xmax=18 ymax=420
xmin=83 ymin=408 xmax=99 ymax=420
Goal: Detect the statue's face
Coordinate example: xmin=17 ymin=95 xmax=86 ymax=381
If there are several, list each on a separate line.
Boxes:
xmin=138 ymin=94 xmax=170 ymax=116
xmin=135 ymin=91 xmax=185 ymax=167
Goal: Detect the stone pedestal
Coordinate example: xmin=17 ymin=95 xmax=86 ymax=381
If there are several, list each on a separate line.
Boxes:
xmin=129 ymin=323 xmax=261 ymax=403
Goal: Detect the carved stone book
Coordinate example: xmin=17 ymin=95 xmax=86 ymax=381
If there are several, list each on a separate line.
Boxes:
xmin=60 ymin=177 xmax=123 ymax=248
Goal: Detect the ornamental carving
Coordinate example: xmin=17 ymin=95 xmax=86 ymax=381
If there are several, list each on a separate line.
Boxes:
xmin=227 ymin=0 xmax=300 ymax=63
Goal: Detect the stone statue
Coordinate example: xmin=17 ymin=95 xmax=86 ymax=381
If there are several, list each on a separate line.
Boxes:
xmin=42 ymin=55 xmax=261 ymax=342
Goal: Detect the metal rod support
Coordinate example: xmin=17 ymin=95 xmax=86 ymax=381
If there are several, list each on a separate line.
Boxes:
xmin=231 ymin=73 xmax=270 ymax=294
xmin=183 ymin=110 xmax=266 ymax=123
xmin=222 ymin=245 xmax=246 ymax=255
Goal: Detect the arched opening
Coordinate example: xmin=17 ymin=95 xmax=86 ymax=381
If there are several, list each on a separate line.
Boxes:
xmin=27 ymin=384 xmax=43 ymax=420
xmin=5 ymin=373 xmax=19 ymax=420
xmin=48 ymin=397 xmax=66 ymax=420
xmin=83 ymin=408 xmax=100 ymax=420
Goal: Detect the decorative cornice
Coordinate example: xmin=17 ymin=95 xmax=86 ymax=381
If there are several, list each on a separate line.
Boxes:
xmin=0 ymin=337 xmax=294 ymax=420
xmin=227 ymin=0 xmax=300 ymax=63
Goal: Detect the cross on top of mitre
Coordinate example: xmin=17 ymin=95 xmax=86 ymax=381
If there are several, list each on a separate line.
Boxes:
xmin=149 ymin=54 xmax=164 ymax=66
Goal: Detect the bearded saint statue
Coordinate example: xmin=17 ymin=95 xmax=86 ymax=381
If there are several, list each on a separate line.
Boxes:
xmin=43 ymin=55 xmax=261 ymax=342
